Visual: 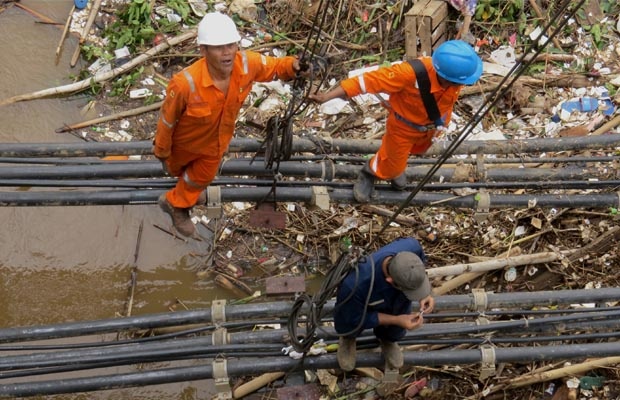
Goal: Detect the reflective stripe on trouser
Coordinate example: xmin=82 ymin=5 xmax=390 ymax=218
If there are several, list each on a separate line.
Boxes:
xmin=164 ymin=149 xmax=220 ymax=208
xmin=369 ymin=118 xmax=435 ymax=180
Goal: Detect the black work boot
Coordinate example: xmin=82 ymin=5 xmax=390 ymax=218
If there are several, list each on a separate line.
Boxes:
xmin=158 ymin=194 xmax=196 ymax=237
xmin=390 ymin=172 xmax=407 ymax=191
xmin=353 ymin=162 xmax=376 ymax=203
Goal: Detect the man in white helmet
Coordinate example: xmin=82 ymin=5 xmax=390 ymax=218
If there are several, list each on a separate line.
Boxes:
xmin=153 ymin=12 xmax=305 ymax=237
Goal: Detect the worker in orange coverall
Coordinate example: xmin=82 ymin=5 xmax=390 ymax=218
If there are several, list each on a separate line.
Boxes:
xmin=308 ymin=40 xmax=482 ymax=203
xmin=153 ymin=12 xmax=304 ymax=237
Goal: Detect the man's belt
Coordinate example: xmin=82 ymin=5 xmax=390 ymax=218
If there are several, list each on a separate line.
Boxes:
xmin=394 ymin=111 xmax=437 ymax=132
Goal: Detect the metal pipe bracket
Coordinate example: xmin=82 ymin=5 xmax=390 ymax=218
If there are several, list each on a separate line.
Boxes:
xmin=470 ymin=288 xmax=488 ymax=313
xmin=211 ymin=299 xmax=227 ymax=324
xmin=206 ymin=186 xmax=222 ymax=219
xmin=212 ymin=358 xmax=232 ymax=399
xmin=473 ymin=191 xmax=491 ymax=222
xmin=311 ymin=186 xmax=330 ymax=210
xmin=479 ymin=344 xmax=496 ymax=380
xmin=212 ymin=327 xmax=228 ymax=346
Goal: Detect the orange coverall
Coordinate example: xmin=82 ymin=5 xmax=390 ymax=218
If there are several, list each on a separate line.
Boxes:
xmin=340 ymin=57 xmax=462 ymax=180
xmin=153 ymin=51 xmax=297 ymax=208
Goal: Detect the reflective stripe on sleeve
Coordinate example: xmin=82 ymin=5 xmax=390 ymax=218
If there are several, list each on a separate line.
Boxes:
xmin=182 ymin=70 xmax=196 ymax=93
xmin=160 ymin=115 xmax=175 ymax=129
xmin=241 ymin=51 xmax=249 ymax=74
xmin=358 ymin=75 xmax=367 ymax=94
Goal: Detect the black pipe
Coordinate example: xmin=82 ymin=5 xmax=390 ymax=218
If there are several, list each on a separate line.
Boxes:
xmin=1 ymin=154 xmax=617 ymax=167
xmin=2 ymin=309 xmax=618 ymax=372
xmin=1 ymin=187 xmax=618 ymax=208
xmin=3 ymin=341 xmax=620 ymax=397
xmin=1 ymin=134 xmax=619 ymax=157
xmin=1 ymin=288 xmax=620 ymax=343
xmin=0 ymin=160 xmax=615 ymax=182
xmin=1 ymin=178 xmax=620 ymax=192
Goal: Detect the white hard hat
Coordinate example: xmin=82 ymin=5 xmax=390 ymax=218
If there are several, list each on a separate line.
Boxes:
xmin=197 ymin=12 xmax=241 ymax=46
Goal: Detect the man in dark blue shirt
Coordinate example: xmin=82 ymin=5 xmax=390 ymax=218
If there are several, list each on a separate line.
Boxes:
xmin=334 ymin=237 xmax=435 ymax=371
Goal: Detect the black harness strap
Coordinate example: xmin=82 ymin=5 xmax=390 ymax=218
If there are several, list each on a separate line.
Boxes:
xmin=407 ymin=59 xmax=444 ymax=128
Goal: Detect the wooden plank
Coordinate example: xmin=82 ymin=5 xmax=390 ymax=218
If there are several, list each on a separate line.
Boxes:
xmin=277 ymin=384 xmax=322 ymax=400
xmin=248 ymin=203 xmax=287 ymax=229
xmin=265 ymin=276 xmax=306 ymax=295
xmin=405 ymin=0 xmax=448 ymax=58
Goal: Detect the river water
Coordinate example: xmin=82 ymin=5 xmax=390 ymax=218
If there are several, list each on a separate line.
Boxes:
xmin=0 ymin=1 xmax=219 ymax=397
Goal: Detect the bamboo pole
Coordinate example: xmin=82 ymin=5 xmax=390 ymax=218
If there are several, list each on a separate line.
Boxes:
xmin=433 ymin=247 xmax=522 ymax=296
xmin=529 ymin=0 xmax=564 ymax=51
xmin=591 ymin=114 xmax=620 ymax=136
xmin=426 ymin=249 xmax=576 ymax=278
xmin=468 ymin=356 xmax=620 ymax=399
xmin=56 ymin=101 xmax=163 ymax=133
xmin=55 ymin=5 xmax=75 ymax=65
xmin=14 ymin=3 xmax=57 ymax=24
xmin=70 ymin=0 xmax=102 ymax=67
xmin=232 ymin=372 xmax=285 ymax=399
xmin=0 ymin=30 xmax=196 ymax=106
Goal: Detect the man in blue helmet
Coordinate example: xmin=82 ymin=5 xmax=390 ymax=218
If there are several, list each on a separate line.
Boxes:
xmin=309 ymin=40 xmax=483 ymax=203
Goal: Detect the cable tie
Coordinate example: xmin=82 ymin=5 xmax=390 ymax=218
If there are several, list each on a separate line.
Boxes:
xmin=211 ymin=299 xmax=227 ymax=325
xmin=212 ymin=358 xmax=232 ymax=399
xmin=471 ymin=288 xmax=488 ymax=313
xmin=479 ymin=344 xmax=496 ymax=380
xmin=523 ymin=315 xmax=530 ymax=329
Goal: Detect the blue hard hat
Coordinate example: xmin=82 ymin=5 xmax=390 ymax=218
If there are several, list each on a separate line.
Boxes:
xmin=74 ymin=0 xmax=88 ymax=10
xmin=432 ymin=40 xmax=483 ymax=85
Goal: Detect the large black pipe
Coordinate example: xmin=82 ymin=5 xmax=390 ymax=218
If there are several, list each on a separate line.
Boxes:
xmin=1 ymin=288 xmax=619 ymax=343
xmin=1 ymin=134 xmax=619 ymax=157
xmin=2 ymin=309 xmax=618 ymax=372
xmin=0 ymin=187 xmax=618 ymax=208
xmin=1 ymin=154 xmax=617 ymax=166
xmin=2 ymin=341 xmax=620 ymax=397
xmin=0 ymin=160 xmax=614 ymax=182
xmin=1 ymin=178 xmax=620 ymax=191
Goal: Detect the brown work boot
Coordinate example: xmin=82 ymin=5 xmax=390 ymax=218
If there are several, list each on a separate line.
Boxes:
xmin=158 ymin=193 xmax=196 ymax=237
xmin=337 ymin=336 xmax=357 ymax=372
xmin=380 ymin=340 xmax=403 ymax=369
xmin=390 ymin=173 xmax=407 ymax=191
xmin=353 ymin=162 xmax=376 ymax=203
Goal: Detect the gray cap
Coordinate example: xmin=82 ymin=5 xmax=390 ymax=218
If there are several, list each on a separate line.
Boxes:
xmin=388 ymin=252 xmax=431 ymax=301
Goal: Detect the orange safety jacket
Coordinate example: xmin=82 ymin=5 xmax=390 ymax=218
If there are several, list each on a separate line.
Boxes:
xmin=153 ymin=51 xmax=297 ymax=208
xmin=340 ymin=58 xmax=462 ymax=179
xmin=154 ymin=51 xmax=297 ymax=160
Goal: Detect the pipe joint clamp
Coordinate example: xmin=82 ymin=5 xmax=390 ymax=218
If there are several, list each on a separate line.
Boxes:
xmin=479 ymin=344 xmax=496 ymax=380
xmin=206 ymin=186 xmax=222 ymax=219
xmin=470 ymin=288 xmax=488 ymax=313
xmin=211 ymin=299 xmax=227 ymax=324
xmin=212 ymin=358 xmax=232 ymax=399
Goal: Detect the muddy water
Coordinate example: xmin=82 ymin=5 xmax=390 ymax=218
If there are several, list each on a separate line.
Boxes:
xmin=0 ymin=1 xmax=221 ymax=397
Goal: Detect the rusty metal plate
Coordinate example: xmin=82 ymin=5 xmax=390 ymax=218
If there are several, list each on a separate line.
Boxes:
xmin=248 ymin=203 xmax=287 ymax=229
xmin=277 ymin=384 xmax=322 ymax=400
xmin=265 ymin=276 xmax=305 ymax=295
